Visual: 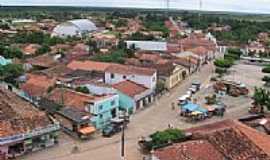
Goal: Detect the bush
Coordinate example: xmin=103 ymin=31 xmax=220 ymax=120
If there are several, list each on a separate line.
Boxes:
xmin=36 ymin=44 xmax=51 ymax=55
xmin=91 ymin=49 xmax=125 ymax=64
xmin=75 ymin=86 xmax=90 ymax=94
xmin=214 ymin=58 xmax=234 ymax=68
xmin=224 ymin=53 xmax=240 ymax=60
xmin=0 ymin=64 xmax=24 ymax=85
xmin=227 ymin=48 xmax=242 ymax=57
xmin=262 ymin=67 xmax=270 ymax=73
xmin=148 ymin=128 xmax=185 ymax=149
xmin=0 ymin=45 xmax=23 ymax=59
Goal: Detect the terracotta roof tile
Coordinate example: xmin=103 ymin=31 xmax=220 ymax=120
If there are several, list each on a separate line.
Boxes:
xmin=21 ymin=73 xmax=56 ymax=97
xmin=67 ymin=60 xmax=111 ymax=72
xmin=27 ymin=54 xmax=59 ymax=68
xmin=187 ymin=46 xmax=209 ymax=56
xmin=106 ymin=64 xmax=156 ymax=76
xmin=47 ymin=88 xmax=114 ymax=111
xmin=154 ymin=140 xmax=224 ymax=160
xmin=112 ymin=80 xmax=148 ymax=97
xmin=154 ymin=119 xmax=270 ymax=160
xmin=0 ymin=88 xmax=51 ymax=138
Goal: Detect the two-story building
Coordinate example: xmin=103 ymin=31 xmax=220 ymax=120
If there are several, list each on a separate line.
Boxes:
xmin=47 ymin=88 xmax=119 ymax=129
xmin=105 ymin=64 xmax=157 ymax=92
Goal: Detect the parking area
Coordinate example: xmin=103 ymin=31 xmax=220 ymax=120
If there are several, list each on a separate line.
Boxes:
xmin=224 ymin=61 xmax=267 ymax=90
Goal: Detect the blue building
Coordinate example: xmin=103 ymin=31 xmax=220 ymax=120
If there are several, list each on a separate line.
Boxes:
xmin=48 ymin=88 xmax=120 ymax=129
xmin=112 ymin=80 xmax=154 ymax=114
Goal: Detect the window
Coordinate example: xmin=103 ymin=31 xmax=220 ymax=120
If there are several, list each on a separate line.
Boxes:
xmin=110 ymin=73 xmax=115 ymax=79
xmin=123 ymin=75 xmax=126 ymax=79
xmin=99 ymin=105 xmax=103 ymax=111
xmin=111 ymin=100 xmax=115 ymax=106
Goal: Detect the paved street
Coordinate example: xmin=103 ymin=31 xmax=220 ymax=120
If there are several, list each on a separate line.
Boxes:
xmin=22 ymin=63 xmax=250 ymax=160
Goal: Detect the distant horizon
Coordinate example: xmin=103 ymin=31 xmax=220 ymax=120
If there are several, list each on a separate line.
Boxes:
xmin=1 ymin=0 xmax=270 ymax=14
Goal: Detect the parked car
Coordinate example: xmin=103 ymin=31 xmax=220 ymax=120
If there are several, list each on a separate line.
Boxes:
xmin=102 ymin=118 xmax=129 ymax=137
xmin=102 ymin=123 xmax=122 ymax=137
xmin=189 ymin=86 xmax=197 ymax=94
xmin=192 ymin=81 xmax=201 ymax=91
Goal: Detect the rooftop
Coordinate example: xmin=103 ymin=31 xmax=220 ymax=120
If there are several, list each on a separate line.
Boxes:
xmin=154 ymin=119 xmax=270 ymax=160
xmin=0 ymin=88 xmax=51 ymax=138
xmin=21 ymin=73 xmax=56 ymax=97
xmin=27 ymin=54 xmax=60 ymax=68
xmin=112 ymin=80 xmax=148 ymax=97
xmin=154 ymin=140 xmax=224 ymax=160
xmin=126 ymin=41 xmax=167 ymax=51
xmin=47 ymin=88 xmax=114 ymax=111
xmin=67 ymin=60 xmax=111 ymax=72
xmin=106 ymin=64 xmax=156 ymax=76
xmin=57 ymin=107 xmax=91 ymax=124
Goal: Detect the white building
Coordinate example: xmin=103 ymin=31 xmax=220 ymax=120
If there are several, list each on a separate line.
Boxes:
xmin=52 ymin=19 xmax=97 ymax=38
xmin=125 ymin=41 xmax=167 ymax=52
xmin=105 ymin=64 xmax=157 ymax=91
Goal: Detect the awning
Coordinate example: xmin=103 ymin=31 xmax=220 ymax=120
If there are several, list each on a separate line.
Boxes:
xmin=79 ymin=126 xmax=96 ymax=135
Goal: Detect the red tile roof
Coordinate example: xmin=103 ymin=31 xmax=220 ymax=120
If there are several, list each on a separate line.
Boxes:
xmin=154 ymin=140 xmax=224 ymax=160
xmin=67 ymin=60 xmax=111 ymax=72
xmin=187 ymin=119 xmax=270 ymax=159
xmin=0 ymin=88 xmax=51 ymax=138
xmin=27 ymin=54 xmax=59 ymax=68
xmin=106 ymin=64 xmax=156 ymax=76
xmin=187 ymin=46 xmax=209 ymax=56
xmin=155 ymin=119 xmax=270 ymax=160
xmin=112 ymin=80 xmax=148 ymax=97
xmin=48 ymin=88 xmax=113 ymax=111
xmin=180 ymin=38 xmax=216 ymax=52
xmin=21 ymin=73 xmax=56 ymax=97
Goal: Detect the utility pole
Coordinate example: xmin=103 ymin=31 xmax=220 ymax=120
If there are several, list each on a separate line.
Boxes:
xmin=120 ymin=111 xmax=129 ymax=160
xmin=120 ymin=124 xmax=125 ymax=160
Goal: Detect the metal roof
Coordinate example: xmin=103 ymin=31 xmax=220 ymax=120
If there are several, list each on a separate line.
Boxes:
xmin=68 ymin=19 xmax=97 ymax=32
xmin=126 ymin=41 xmax=167 ymax=51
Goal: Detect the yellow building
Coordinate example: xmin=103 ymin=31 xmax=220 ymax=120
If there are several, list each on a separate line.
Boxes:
xmin=163 ymin=65 xmax=188 ymax=90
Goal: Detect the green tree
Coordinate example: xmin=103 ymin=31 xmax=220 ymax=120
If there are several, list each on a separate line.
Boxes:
xmin=253 ymin=87 xmax=270 ymax=111
xmin=214 ymin=58 xmax=234 ymax=68
xmin=147 ymin=128 xmax=185 ymax=150
xmin=75 ymin=86 xmax=90 ymax=94
xmin=36 ymin=44 xmax=51 ymax=55
xmin=262 ymin=66 xmax=270 ymax=73
xmin=0 ymin=64 xmax=24 ymax=85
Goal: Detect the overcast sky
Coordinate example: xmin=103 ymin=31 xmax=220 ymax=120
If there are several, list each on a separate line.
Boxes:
xmin=1 ymin=0 xmax=270 ymax=14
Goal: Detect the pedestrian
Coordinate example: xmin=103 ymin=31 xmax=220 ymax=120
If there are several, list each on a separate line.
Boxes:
xmin=171 ymin=102 xmax=175 ymax=110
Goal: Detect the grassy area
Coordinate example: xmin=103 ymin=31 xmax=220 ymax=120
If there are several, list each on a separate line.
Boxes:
xmin=91 ymin=49 xmax=126 ymax=64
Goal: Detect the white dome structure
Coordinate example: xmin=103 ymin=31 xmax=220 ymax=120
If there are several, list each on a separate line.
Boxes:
xmin=52 ymin=19 xmax=97 ymax=38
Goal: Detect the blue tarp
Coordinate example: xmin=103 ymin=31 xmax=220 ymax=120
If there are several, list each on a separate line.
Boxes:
xmin=181 ymin=102 xmax=208 ymax=114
